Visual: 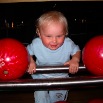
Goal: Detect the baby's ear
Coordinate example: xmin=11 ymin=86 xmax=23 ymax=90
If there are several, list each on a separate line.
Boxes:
xmin=65 ymin=32 xmax=68 ymax=37
xmin=36 ymin=28 xmax=41 ymax=38
xmin=36 ymin=28 xmax=39 ymax=35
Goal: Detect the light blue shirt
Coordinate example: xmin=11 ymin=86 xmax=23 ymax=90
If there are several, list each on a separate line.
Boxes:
xmin=27 ymin=37 xmax=80 ymax=77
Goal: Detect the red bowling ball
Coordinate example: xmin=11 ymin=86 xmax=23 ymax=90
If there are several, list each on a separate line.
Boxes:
xmin=82 ymin=35 xmax=103 ymax=75
xmin=0 ymin=38 xmax=29 ymax=80
xmin=88 ymin=99 xmax=103 ymax=103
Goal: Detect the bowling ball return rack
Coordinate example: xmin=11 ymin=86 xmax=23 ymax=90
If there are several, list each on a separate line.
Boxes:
xmin=0 ymin=64 xmax=103 ymax=91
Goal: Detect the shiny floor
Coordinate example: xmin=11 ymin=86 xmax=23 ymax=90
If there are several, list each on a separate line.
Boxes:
xmin=0 ymin=87 xmax=103 ymax=103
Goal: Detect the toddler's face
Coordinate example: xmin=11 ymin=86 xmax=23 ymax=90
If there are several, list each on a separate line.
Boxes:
xmin=38 ymin=21 xmax=66 ymax=50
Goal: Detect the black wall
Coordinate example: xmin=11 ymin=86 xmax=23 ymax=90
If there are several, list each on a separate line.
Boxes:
xmin=0 ymin=1 xmax=103 ymax=49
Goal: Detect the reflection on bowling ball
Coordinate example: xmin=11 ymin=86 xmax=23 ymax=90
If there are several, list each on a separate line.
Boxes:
xmin=55 ymin=101 xmax=68 ymax=103
xmin=88 ymin=99 xmax=103 ymax=103
xmin=82 ymin=35 xmax=103 ymax=75
xmin=0 ymin=38 xmax=29 ymax=80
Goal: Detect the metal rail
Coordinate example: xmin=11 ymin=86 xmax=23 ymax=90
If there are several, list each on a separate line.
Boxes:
xmin=0 ymin=76 xmax=103 ymax=90
xmin=36 ymin=64 xmax=86 ymax=73
xmin=0 ymin=65 xmax=102 ymax=91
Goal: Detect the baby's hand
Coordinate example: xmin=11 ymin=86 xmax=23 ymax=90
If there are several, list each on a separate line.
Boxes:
xmin=64 ymin=60 xmax=79 ymax=74
xmin=27 ymin=62 xmax=36 ymax=74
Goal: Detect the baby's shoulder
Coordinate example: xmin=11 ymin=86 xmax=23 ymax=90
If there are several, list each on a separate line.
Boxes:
xmin=32 ymin=38 xmax=41 ymax=44
xmin=65 ymin=37 xmax=73 ymax=44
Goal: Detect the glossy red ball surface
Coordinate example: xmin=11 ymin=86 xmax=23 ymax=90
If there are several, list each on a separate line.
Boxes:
xmin=82 ymin=35 xmax=103 ymax=75
xmin=88 ymin=99 xmax=103 ymax=103
xmin=0 ymin=38 xmax=29 ymax=80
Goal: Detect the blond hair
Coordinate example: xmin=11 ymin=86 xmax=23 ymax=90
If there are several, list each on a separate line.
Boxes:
xmin=36 ymin=11 xmax=68 ymax=35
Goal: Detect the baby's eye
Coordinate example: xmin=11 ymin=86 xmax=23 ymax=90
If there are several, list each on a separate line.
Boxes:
xmin=46 ymin=35 xmax=51 ymax=37
xmin=57 ymin=35 xmax=64 ymax=37
xmin=57 ymin=35 xmax=62 ymax=37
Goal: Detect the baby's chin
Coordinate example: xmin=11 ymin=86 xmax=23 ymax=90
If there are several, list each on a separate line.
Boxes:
xmin=49 ymin=48 xmax=58 ymax=50
xmin=48 ymin=46 xmax=60 ymax=50
xmin=47 ymin=44 xmax=63 ymax=50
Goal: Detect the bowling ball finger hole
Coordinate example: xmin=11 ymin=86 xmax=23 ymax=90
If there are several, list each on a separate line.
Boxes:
xmin=3 ymin=70 xmax=8 ymax=75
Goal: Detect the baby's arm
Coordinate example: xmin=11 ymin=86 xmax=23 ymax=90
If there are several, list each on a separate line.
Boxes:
xmin=27 ymin=55 xmax=36 ymax=74
xmin=64 ymin=51 xmax=81 ymax=74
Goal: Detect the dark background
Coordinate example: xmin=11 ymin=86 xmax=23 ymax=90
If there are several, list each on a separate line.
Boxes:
xmin=0 ymin=2 xmax=103 ymax=103
xmin=0 ymin=1 xmax=103 ymax=50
